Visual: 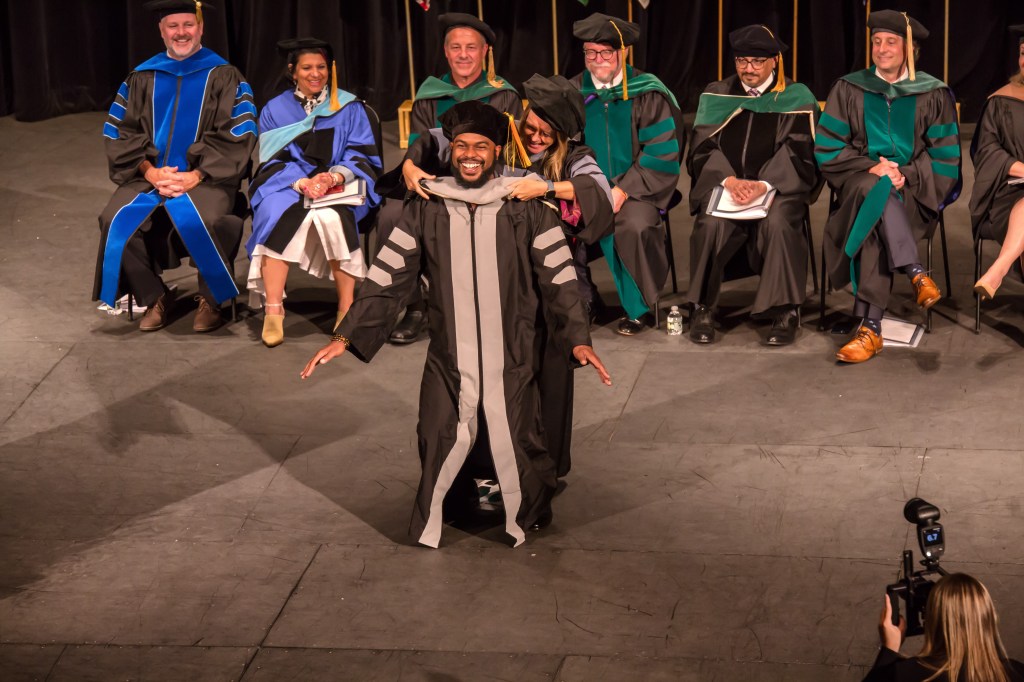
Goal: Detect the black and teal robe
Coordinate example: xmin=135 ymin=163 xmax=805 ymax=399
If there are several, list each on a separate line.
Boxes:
xmin=569 ymin=66 xmax=684 ymax=320
xmin=687 ymin=75 xmax=820 ymax=314
xmin=335 ymin=175 xmax=592 ymax=548
xmin=969 ymin=89 xmax=1024 ymax=242
xmin=409 ymin=71 xmax=523 ymax=146
xmin=92 ymin=48 xmax=256 ymax=307
xmin=815 ymin=68 xmax=961 ymax=307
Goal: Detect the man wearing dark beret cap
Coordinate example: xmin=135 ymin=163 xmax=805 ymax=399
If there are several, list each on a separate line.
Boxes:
xmin=380 ymin=12 xmax=523 ymax=345
xmin=569 ymin=13 xmax=685 ymax=337
xmin=816 ymin=10 xmax=960 ymax=363
xmin=686 ymin=25 xmax=820 ymax=346
xmin=93 ymin=0 xmax=256 ymax=333
xmin=302 ymin=100 xmax=611 ymax=548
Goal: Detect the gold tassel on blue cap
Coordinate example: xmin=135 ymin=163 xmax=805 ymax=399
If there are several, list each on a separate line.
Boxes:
xmin=330 ymin=60 xmax=340 ymax=111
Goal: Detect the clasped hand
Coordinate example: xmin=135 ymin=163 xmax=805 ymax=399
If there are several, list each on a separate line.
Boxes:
xmin=295 ymin=172 xmax=338 ymax=200
xmin=145 ymin=165 xmax=202 ymax=198
xmin=869 ymin=156 xmax=906 ymax=190
xmin=723 ymin=177 xmax=767 ymax=206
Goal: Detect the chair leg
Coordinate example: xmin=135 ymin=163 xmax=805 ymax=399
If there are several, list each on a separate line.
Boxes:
xmin=817 ymin=240 xmax=828 ymax=331
xmin=939 ymin=212 xmax=952 ymax=297
xmin=127 ymin=292 xmax=134 ymax=322
xmin=664 ymin=214 xmax=678 ymax=294
xmin=974 ymin=238 xmax=983 ymax=334
xmin=804 ymin=213 xmax=818 ymax=294
xmin=654 ymin=296 xmax=662 ymax=330
xmin=926 ymin=235 xmax=933 ymax=333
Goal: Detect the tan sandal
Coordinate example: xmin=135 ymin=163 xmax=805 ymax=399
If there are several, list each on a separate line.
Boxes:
xmin=262 ymin=302 xmax=285 ymax=347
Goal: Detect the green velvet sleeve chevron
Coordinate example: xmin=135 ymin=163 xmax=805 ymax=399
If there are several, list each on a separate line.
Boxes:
xmin=613 ymin=91 xmax=681 ymax=208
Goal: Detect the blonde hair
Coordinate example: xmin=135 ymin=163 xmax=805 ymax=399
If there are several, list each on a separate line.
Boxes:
xmin=917 ymin=574 xmax=1010 ymax=682
xmin=518 ymin=105 xmax=569 ymax=182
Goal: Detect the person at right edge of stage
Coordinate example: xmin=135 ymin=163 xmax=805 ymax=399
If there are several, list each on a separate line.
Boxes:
xmin=569 ymin=12 xmax=685 ymax=336
xmin=687 ymin=24 xmax=820 ymax=346
xmin=815 ymin=9 xmax=960 ymax=364
xmin=301 ymin=101 xmax=611 ymax=549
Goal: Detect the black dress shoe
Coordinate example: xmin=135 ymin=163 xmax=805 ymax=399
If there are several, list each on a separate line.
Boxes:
xmin=615 ymin=316 xmax=645 ymax=336
xmin=528 ymin=509 xmax=553 ymax=531
xmin=765 ymin=309 xmax=799 ymax=346
xmin=389 ymin=309 xmax=426 ymax=344
xmin=688 ymin=304 xmax=716 ymax=344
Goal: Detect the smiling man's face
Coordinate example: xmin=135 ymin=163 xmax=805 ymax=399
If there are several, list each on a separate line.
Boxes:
xmin=450 ymin=132 xmax=500 ymax=188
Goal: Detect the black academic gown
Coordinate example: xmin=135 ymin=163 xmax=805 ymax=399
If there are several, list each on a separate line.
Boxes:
xmin=970 ymin=90 xmax=1024 ymax=242
xmin=530 ymin=144 xmax=613 ymax=478
xmin=687 ymin=75 xmax=819 ymax=315
xmin=336 ymin=175 xmax=591 ymax=548
xmin=815 ymin=72 xmax=960 ymax=309
xmin=409 ymin=73 xmax=523 ymax=142
xmin=93 ymin=49 xmax=256 ymax=307
xmin=569 ymin=68 xmax=684 ymax=318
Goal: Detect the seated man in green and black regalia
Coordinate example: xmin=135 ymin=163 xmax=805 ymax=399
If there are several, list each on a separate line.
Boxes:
xmin=569 ymin=13 xmax=684 ymax=336
xmin=816 ymin=10 xmax=959 ymax=364
xmin=687 ymin=25 xmax=820 ymax=346
xmin=379 ymin=12 xmax=524 ymax=345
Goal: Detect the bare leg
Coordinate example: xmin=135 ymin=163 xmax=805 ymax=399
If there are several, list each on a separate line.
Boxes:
xmin=261 ymin=255 xmax=290 ymax=311
xmin=978 ymin=198 xmax=1024 ymax=292
xmin=330 ymin=260 xmax=356 ymax=316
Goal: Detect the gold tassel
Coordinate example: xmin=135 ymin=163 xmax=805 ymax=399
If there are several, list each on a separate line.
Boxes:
xmin=504 ymin=113 xmax=530 ymax=170
xmin=608 ymin=20 xmax=629 ymax=100
xmin=903 ymin=12 xmax=916 ymax=81
xmin=330 ymin=60 xmax=340 ymax=111
xmin=486 ymin=46 xmax=504 ymax=88
xmin=762 ymin=26 xmax=786 ymax=93
xmin=195 ymin=1 xmax=203 ymax=24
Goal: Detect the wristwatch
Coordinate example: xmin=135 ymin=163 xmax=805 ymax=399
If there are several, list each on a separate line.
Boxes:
xmin=544 ymin=179 xmax=556 ymax=199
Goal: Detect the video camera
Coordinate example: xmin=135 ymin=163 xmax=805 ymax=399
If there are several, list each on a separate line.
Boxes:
xmin=885 ymin=498 xmax=948 ymax=637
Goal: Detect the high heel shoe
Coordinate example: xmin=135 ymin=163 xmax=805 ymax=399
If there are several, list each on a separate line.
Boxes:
xmin=334 ymin=310 xmax=346 ymax=332
xmin=262 ymin=302 xmax=285 ymax=347
xmin=973 ymin=280 xmax=997 ymax=301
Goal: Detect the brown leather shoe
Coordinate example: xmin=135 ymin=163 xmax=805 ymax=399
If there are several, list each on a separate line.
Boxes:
xmin=139 ymin=291 xmax=171 ymax=332
xmin=192 ymin=295 xmax=223 ymax=333
xmin=911 ymin=273 xmax=941 ymax=309
xmin=835 ymin=326 xmax=883 ymax=363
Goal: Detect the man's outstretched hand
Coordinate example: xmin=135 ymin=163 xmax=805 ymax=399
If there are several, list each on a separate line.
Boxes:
xmin=300 ymin=340 xmax=348 ymax=379
xmin=572 ymin=345 xmax=612 ymax=386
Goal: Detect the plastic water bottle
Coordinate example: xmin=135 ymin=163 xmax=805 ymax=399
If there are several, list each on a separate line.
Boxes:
xmin=666 ymin=305 xmax=683 ymax=336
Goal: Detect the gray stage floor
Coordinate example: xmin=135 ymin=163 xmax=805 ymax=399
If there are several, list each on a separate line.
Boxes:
xmin=1 ymin=112 xmax=1022 ymax=681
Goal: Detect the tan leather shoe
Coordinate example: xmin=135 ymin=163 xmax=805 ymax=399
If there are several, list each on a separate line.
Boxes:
xmin=139 ymin=291 xmax=171 ymax=332
xmin=192 ymin=295 xmax=223 ymax=333
xmin=262 ymin=303 xmax=284 ymax=347
xmin=334 ymin=310 xmax=346 ymax=332
xmin=911 ymin=273 xmax=941 ymax=309
xmin=835 ymin=326 xmax=883 ymax=363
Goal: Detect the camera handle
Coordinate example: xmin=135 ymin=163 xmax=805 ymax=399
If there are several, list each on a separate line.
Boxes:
xmin=889 ymin=551 xmax=948 ymax=626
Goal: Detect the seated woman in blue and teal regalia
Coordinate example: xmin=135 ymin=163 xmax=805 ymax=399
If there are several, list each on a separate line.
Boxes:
xmin=247 ymin=38 xmax=381 ymax=347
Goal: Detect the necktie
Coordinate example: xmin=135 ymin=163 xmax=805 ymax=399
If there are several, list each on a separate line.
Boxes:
xmin=748 ymin=88 xmax=760 ymax=97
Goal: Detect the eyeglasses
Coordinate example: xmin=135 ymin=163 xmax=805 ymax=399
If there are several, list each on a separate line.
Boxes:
xmin=583 ymin=48 xmax=617 ymax=61
xmin=734 ymin=57 xmax=771 ymax=68
xmin=522 ymin=123 xmax=554 ymax=143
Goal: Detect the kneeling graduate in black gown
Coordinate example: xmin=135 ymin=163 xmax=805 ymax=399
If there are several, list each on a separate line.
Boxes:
xmin=301 ymin=100 xmax=612 ymax=548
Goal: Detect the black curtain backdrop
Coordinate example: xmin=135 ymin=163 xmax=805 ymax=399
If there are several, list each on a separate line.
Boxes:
xmin=2 ymin=0 xmax=1023 ymax=125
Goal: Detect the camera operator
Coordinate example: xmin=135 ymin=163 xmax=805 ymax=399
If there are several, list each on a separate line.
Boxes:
xmin=864 ymin=573 xmax=1024 ymax=682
